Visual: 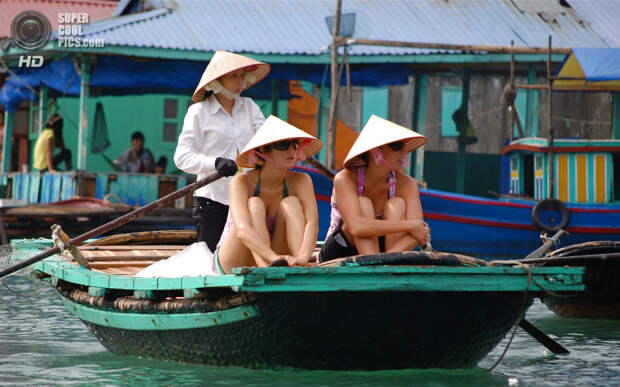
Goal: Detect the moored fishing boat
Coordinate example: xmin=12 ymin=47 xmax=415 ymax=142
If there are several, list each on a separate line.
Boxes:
xmin=16 ymin=231 xmax=585 ymax=370
xmin=531 ymin=241 xmax=620 ymax=319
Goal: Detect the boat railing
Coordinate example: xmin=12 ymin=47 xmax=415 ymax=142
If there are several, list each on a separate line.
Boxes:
xmin=0 ymin=171 xmax=196 ymax=208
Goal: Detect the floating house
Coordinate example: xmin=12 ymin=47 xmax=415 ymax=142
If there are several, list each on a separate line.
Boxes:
xmin=1 ymin=0 xmax=620 ymax=243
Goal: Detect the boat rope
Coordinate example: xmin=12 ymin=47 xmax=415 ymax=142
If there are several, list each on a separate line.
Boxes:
xmin=484 ymin=260 xmax=533 ymax=372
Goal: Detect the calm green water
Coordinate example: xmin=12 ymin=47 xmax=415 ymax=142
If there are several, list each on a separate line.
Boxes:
xmin=1 ymin=272 xmax=620 ymax=386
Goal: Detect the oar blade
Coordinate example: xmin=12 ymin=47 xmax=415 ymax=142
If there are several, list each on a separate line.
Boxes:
xmin=519 ymin=318 xmax=569 ymax=354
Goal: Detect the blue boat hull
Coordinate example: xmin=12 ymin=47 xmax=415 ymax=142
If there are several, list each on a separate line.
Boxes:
xmin=303 ymin=167 xmax=620 ymax=259
xmin=421 ymin=189 xmax=620 ymax=258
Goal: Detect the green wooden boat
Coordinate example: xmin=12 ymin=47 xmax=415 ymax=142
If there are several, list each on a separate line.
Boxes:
xmin=17 ymin=231 xmax=584 ymax=370
xmin=536 ymin=241 xmax=620 ymax=319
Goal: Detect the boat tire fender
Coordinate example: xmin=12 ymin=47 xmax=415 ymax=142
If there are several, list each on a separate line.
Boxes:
xmin=531 ymin=198 xmax=570 ymax=232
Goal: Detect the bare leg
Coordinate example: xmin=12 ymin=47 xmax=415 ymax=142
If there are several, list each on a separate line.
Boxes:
xmin=384 ymin=196 xmax=418 ymax=252
xmin=218 ymin=225 xmax=254 ymax=275
xmin=349 ymin=196 xmax=380 ymax=255
xmin=271 ymin=196 xmax=305 ymax=256
xmin=247 ymin=196 xmax=271 ymax=267
xmin=384 ymin=197 xmax=406 ymax=249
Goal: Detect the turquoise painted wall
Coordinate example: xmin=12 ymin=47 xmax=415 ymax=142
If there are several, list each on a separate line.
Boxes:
xmin=362 ymin=86 xmax=389 ymax=125
xmin=36 ymin=95 xmax=285 ymax=173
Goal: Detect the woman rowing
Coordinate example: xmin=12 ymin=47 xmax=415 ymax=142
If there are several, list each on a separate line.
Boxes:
xmin=174 ymin=51 xmax=270 ymax=253
xmin=319 ymin=115 xmax=430 ymax=262
xmin=216 ymin=116 xmax=323 ymax=274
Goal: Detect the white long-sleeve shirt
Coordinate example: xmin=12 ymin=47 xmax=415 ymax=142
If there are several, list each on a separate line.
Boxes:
xmin=174 ymin=95 xmax=265 ymax=204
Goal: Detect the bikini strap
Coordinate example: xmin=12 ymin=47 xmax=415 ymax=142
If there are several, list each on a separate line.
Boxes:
xmin=254 ymin=169 xmax=261 ymax=197
xmin=357 ymin=167 xmax=365 ymax=196
xmin=254 ymin=169 xmax=292 ymax=198
xmin=388 ymin=170 xmax=396 ymax=198
xmin=283 ymin=175 xmax=289 ymax=198
xmin=283 ymin=172 xmax=295 ymax=198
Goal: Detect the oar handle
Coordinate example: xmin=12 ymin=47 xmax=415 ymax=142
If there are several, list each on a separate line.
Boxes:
xmin=0 ymin=172 xmax=223 ymax=279
xmin=522 ymin=229 xmax=568 ymax=261
xmin=305 ymin=157 xmax=335 ymax=181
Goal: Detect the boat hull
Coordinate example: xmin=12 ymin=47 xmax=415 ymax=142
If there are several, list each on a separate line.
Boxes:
xmin=420 ymin=189 xmax=620 ymax=258
xmin=302 ymin=168 xmax=620 ymax=259
xmin=62 ymin=288 xmax=528 ymax=369
xmin=539 ymin=241 xmax=620 ymax=319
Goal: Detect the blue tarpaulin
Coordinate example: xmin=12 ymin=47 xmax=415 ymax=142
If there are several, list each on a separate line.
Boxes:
xmin=553 ymin=47 xmax=620 ymax=91
xmin=0 ymin=55 xmax=412 ymax=112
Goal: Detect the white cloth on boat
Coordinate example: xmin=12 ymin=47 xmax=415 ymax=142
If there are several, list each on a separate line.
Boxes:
xmin=135 ymin=242 xmax=219 ymax=277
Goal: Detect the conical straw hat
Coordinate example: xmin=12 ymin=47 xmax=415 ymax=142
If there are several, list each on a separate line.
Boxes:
xmin=237 ymin=116 xmax=323 ymax=168
xmin=343 ymin=115 xmax=427 ymax=168
xmin=192 ymin=50 xmax=270 ymax=102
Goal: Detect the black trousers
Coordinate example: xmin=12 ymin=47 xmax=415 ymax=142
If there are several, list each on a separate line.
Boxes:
xmin=53 ymin=149 xmax=73 ymax=170
xmin=192 ymin=197 xmax=229 ymax=253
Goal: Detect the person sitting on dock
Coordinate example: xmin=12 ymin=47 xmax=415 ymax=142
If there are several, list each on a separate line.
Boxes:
xmin=174 ymin=51 xmax=270 ymax=253
xmin=215 ymin=116 xmax=323 ymax=274
xmin=114 ymin=131 xmax=155 ymax=173
xmin=33 ymin=114 xmax=72 ymax=172
xmin=319 ymin=115 xmax=430 ymax=262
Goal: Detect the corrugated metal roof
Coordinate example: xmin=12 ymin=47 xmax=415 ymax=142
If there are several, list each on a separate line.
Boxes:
xmin=0 ymin=0 xmax=117 ymax=39
xmin=566 ymin=0 xmax=620 ymax=47
xmin=62 ymin=0 xmax=610 ymax=55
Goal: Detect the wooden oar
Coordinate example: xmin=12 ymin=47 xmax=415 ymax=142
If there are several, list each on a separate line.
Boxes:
xmin=0 ymin=172 xmax=223 ymax=279
xmin=522 ymin=229 xmax=568 ymax=261
xmin=518 ymin=319 xmax=568 ymax=354
xmin=518 ymin=228 xmax=570 ymax=354
xmin=305 ymin=157 xmax=336 ymax=180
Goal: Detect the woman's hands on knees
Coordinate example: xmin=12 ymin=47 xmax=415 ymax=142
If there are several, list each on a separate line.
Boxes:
xmin=279 ymin=254 xmax=312 ymax=267
xmin=408 ymin=220 xmax=430 ymax=246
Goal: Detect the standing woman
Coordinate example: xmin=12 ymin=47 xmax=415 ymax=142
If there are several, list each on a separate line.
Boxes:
xmin=174 ymin=51 xmax=270 ymax=253
xmin=33 ymin=114 xmax=72 ymax=172
xmin=319 ymin=115 xmax=430 ymax=262
xmin=216 ymin=116 xmax=323 ymax=274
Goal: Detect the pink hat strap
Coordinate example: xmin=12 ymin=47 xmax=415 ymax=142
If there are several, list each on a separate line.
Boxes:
xmin=370 ymin=148 xmax=396 ymax=171
xmin=254 ymin=150 xmax=288 ymax=171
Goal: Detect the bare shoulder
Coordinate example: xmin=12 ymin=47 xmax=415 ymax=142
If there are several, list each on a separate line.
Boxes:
xmin=395 ymin=171 xmax=419 ymax=191
xmin=230 ymin=172 xmax=250 ymax=189
xmin=292 ymin=170 xmax=313 ymax=188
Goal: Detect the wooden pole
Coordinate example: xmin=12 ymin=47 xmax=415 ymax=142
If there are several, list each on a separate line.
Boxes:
xmin=1 ymin=111 xmax=13 ymax=172
xmin=271 ymin=79 xmax=280 ymax=117
xmin=335 ymin=36 xmax=571 ymax=55
xmin=38 ymin=85 xmax=48 ymax=135
xmin=510 ymin=41 xmax=516 ymax=141
xmin=77 ymin=56 xmax=92 ymax=170
xmin=456 ymin=68 xmax=471 ymax=194
xmin=326 ymin=0 xmax=342 ymax=170
xmin=547 ymin=36 xmax=555 ymax=199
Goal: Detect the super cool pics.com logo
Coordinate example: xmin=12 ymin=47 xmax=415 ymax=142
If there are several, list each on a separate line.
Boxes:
xmin=11 ymin=10 xmax=51 ymax=67
xmin=11 ymin=10 xmax=104 ymax=68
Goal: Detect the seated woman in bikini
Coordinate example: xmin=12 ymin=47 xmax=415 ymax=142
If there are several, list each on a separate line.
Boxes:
xmin=216 ymin=116 xmax=323 ymax=274
xmin=319 ymin=115 xmax=430 ymax=262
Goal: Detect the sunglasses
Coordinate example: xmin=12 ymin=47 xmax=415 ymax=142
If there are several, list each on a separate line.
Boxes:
xmin=263 ymin=139 xmax=300 ymax=152
xmin=386 ymin=141 xmax=405 ymax=151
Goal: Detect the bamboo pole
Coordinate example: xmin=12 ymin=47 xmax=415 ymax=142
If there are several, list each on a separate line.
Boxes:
xmin=547 ymin=36 xmax=555 ymax=199
xmin=515 ymin=84 xmax=549 ymax=90
xmin=326 ymin=0 xmax=342 ymax=170
xmin=510 ymin=41 xmax=516 ymax=141
xmin=335 ymin=37 xmax=571 ymax=55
